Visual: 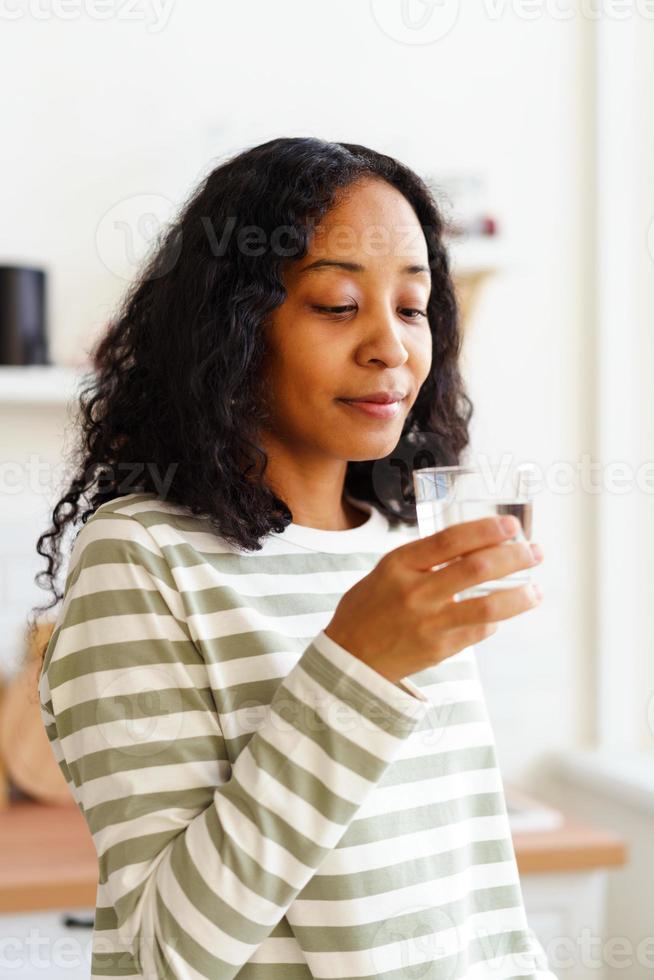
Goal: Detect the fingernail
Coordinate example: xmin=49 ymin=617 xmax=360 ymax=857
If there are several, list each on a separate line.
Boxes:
xmin=532 ymin=583 xmax=543 ymax=601
xmin=530 ymin=542 xmax=543 ymax=562
xmin=500 ymin=516 xmax=518 ymax=536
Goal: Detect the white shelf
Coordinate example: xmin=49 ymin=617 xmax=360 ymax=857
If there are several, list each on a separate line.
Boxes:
xmin=0 ymin=239 xmax=505 ymax=409
xmin=447 ymin=234 xmax=507 ymax=275
xmin=557 ymin=749 xmax=654 ymax=817
xmin=504 ymin=784 xmax=565 ymax=834
xmin=0 ymin=365 xmax=93 ymax=405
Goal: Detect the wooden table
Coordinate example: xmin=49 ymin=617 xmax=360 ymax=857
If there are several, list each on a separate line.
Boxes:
xmin=0 ymin=798 xmax=627 ymax=914
xmin=0 ymin=801 xmax=98 ymax=913
xmin=513 ymin=819 xmax=626 ymax=874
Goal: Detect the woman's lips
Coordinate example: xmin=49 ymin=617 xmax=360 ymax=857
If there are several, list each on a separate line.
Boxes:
xmin=337 ymin=398 xmax=402 ymax=419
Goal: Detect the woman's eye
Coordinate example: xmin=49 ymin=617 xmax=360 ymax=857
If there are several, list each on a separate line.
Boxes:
xmin=401 ymin=308 xmax=427 ymax=319
xmin=312 ymin=305 xmax=427 ymax=319
xmin=313 ymin=305 xmax=356 ymax=315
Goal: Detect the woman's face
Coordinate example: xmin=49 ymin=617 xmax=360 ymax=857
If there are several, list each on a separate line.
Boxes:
xmin=259 ymin=176 xmax=433 ymax=466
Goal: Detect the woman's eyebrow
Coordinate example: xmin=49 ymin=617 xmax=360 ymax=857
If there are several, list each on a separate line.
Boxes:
xmin=297 ymin=258 xmax=431 ymax=279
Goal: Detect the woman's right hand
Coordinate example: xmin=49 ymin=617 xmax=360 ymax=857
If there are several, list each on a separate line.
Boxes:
xmin=324 ymin=515 xmax=544 ymax=685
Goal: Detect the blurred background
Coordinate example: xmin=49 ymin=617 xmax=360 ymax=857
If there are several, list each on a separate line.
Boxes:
xmin=0 ymin=2 xmax=652 ymax=977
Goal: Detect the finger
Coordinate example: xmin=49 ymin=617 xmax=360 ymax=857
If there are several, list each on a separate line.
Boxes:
xmin=402 ymin=516 xmax=522 ymax=573
xmin=434 ymin=583 xmax=541 ymax=630
xmin=434 ymin=621 xmax=499 ymax=660
xmin=429 ymin=539 xmax=540 ymax=600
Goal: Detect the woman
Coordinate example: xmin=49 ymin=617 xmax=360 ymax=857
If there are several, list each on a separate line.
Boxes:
xmin=33 ymin=137 xmax=552 ymax=980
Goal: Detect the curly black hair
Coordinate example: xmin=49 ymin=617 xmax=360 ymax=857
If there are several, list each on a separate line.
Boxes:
xmin=29 ymin=135 xmax=473 ymax=665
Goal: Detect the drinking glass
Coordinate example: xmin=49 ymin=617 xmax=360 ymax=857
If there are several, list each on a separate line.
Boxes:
xmin=412 ymin=463 xmax=537 ymax=601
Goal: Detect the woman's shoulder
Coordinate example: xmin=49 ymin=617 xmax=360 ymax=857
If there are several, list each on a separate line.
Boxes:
xmin=87 ymin=491 xmax=196 ymax=526
xmin=76 ymin=492 xmax=222 ymax=552
xmin=61 ymin=492 xmax=197 ymax=597
xmin=73 ymin=493 xmax=253 ymax=598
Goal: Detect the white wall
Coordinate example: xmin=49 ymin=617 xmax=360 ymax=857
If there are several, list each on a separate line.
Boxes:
xmin=540 ymin=765 xmax=654 ymax=980
xmin=0 ymin=1 xmax=594 ymax=785
xmin=636 ymin=14 xmax=654 ymax=755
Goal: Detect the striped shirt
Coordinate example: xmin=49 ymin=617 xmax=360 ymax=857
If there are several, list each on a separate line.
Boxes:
xmin=38 ymin=490 xmax=556 ymax=980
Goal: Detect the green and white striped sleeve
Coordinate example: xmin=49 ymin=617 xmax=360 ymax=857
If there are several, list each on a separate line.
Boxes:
xmin=39 ymin=518 xmax=431 ymax=979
